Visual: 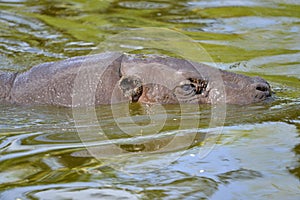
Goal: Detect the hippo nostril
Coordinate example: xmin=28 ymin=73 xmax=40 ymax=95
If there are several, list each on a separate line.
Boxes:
xmin=255 ymin=83 xmax=270 ymax=92
xmin=256 ymin=86 xmax=267 ymax=92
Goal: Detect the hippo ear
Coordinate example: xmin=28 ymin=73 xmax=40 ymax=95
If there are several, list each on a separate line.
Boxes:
xmin=118 ymin=76 xmax=143 ymax=102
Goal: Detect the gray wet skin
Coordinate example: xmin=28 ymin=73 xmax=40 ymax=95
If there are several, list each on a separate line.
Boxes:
xmin=0 ymin=52 xmax=272 ymax=107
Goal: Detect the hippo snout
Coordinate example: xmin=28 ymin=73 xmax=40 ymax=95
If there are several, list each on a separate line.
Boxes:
xmin=219 ymin=72 xmax=272 ymax=105
xmin=252 ymin=78 xmax=272 ymax=102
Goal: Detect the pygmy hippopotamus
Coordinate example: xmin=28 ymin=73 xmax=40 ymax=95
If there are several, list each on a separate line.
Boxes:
xmin=0 ymin=52 xmax=272 ymax=107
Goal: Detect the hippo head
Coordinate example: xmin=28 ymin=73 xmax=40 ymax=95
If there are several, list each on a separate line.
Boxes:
xmin=117 ymin=54 xmax=272 ymax=105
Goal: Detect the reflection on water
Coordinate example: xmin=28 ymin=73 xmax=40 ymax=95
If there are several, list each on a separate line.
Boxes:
xmin=0 ymin=0 xmax=300 ymax=199
xmin=1 ymin=103 xmax=299 ymax=199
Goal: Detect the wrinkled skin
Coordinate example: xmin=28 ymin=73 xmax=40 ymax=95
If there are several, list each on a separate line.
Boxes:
xmin=0 ymin=52 xmax=272 ymax=107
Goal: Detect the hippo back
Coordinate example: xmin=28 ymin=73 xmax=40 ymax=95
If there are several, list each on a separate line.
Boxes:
xmin=9 ymin=52 xmax=124 ymax=107
xmin=0 ymin=71 xmax=17 ymax=103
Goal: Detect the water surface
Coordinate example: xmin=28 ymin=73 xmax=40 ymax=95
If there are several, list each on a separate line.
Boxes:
xmin=0 ymin=0 xmax=299 ymax=199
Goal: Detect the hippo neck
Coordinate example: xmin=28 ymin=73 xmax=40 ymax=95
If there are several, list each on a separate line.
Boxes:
xmin=0 ymin=71 xmax=18 ymax=103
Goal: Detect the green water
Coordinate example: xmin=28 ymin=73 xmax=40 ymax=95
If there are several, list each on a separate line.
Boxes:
xmin=0 ymin=0 xmax=299 ymax=199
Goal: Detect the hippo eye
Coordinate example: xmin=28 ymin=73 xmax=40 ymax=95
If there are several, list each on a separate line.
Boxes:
xmin=181 ymin=84 xmax=194 ymax=91
xmin=176 ymin=78 xmax=208 ymax=97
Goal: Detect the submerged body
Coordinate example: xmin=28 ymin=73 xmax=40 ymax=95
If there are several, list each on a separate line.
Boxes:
xmin=0 ymin=52 xmax=271 ymax=107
